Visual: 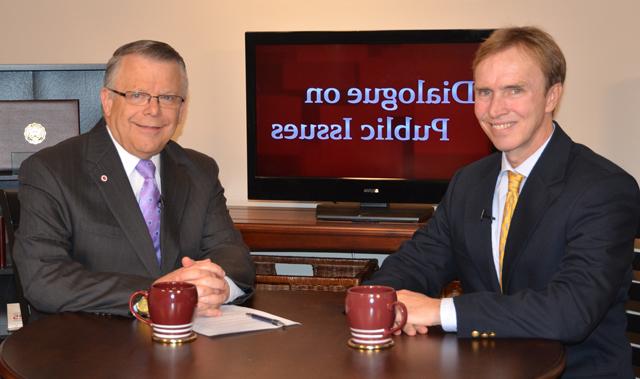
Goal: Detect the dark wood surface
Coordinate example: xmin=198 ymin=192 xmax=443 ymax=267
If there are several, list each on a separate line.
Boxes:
xmin=0 ymin=290 xmax=565 ymax=379
xmin=229 ymin=206 xmax=422 ymax=253
xmin=230 ymin=206 xmax=640 ymax=254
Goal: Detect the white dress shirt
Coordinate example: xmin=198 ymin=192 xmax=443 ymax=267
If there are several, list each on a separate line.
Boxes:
xmin=106 ymin=126 xmax=244 ymax=303
xmin=440 ymin=125 xmax=555 ymax=332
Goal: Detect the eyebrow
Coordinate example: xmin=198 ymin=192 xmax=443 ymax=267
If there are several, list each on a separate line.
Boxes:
xmin=473 ymin=82 xmax=528 ymax=91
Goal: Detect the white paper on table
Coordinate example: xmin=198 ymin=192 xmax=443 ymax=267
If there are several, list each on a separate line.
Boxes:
xmin=193 ymin=305 xmax=300 ymax=337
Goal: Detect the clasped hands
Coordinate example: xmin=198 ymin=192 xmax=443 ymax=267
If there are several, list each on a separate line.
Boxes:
xmin=155 ymin=257 xmax=229 ymax=317
xmin=393 ymin=289 xmax=442 ymax=336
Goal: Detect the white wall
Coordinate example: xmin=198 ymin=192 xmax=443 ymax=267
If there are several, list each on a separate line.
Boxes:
xmin=2 ymin=0 xmax=639 ymax=205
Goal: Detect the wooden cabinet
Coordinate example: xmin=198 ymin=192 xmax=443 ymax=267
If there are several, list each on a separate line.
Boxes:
xmin=229 ymin=206 xmax=423 ymax=253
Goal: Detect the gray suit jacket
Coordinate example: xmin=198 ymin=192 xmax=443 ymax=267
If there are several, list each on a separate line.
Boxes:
xmin=13 ymin=123 xmax=255 ymax=316
xmin=368 ymin=125 xmax=640 ymax=378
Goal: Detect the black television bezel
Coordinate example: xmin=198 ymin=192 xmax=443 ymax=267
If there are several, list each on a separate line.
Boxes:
xmin=245 ymin=29 xmax=494 ymax=205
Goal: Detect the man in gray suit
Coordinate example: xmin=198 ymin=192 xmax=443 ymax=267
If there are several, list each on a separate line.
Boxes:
xmin=13 ymin=40 xmax=255 ymax=317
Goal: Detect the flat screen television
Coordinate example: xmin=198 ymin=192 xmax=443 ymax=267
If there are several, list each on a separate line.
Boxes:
xmin=246 ymin=29 xmax=495 ymax=221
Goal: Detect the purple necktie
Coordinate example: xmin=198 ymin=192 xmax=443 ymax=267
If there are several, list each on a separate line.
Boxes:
xmin=135 ymin=159 xmax=161 ymax=265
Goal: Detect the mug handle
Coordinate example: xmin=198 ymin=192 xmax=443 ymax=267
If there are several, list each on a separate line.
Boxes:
xmin=385 ymin=301 xmax=408 ymax=336
xmin=129 ymin=290 xmax=151 ymax=324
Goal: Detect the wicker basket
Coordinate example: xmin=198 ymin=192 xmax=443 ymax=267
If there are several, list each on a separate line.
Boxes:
xmin=252 ymin=255 xmax=379 ymax=292
xmin=441 ymin=280 xmax=463 ymax=298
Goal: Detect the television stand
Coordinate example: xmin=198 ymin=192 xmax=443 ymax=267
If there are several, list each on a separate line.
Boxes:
xmin=316 ymin=202 xmax=434 ymax=223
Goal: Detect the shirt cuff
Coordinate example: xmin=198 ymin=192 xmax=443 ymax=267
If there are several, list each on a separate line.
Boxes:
xmin=440 ymin=297 xmax=458 ymax=332
xmin=224 ymin=276 xmax=245 ymax=303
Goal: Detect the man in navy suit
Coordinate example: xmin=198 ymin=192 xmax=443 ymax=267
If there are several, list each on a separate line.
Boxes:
xmin=368 ymin=27 xmax=640 ymax=377
xmin=14 ymin=40 xmax=255 ymax=317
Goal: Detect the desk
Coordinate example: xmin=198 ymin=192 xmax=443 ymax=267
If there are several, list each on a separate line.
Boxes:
xmin=0 ymin=291 xmax=565 ymax=379
xmin=229 ymin=206 xmax=422 ymax=253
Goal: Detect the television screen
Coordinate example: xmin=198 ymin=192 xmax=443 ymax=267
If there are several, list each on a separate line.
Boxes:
xmin=246 ymin=30 xmax=494 ymax=208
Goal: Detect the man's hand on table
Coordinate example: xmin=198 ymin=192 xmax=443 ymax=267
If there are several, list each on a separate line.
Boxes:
xmin=155 ymin=257 xmax=230 ymax=317
xmin=393 ymin=289 xmax=441 ymax=336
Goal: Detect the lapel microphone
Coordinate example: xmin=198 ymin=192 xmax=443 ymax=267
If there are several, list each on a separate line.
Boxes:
xmin=480 ymin=209 xmax=495 ymax=222
xmin=157 ymin=195 xmax=165 ymax=210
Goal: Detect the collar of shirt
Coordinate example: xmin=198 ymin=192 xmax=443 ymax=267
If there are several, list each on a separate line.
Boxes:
xmin=498 ymin=122 xmax=556 ymax=184
xmin=106 ymin=125 xmax=162 ymax=199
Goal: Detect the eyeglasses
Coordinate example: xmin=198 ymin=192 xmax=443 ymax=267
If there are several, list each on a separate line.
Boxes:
xmin=106 ymin=88 xmax=185 ymax=109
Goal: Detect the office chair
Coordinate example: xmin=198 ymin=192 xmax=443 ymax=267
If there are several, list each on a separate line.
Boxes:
xmin=0 ymin=189 xmax=30 ymax=325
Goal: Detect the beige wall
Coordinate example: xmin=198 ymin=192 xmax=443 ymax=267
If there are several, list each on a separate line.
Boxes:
xmin=2 ymin=0 xmax=639 ymax=205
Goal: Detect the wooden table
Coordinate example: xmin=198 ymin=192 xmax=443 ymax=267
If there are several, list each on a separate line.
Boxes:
xmin=229 ymin=206 xmax=422 ymax=253
xmin=0 ymin=291 xmax=565 ymax=379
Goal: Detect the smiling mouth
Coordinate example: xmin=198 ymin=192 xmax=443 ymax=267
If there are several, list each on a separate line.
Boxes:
xmin=490 ymin=122 xmax=515 ymax=130
xmin=135 ymin=123 xmax=163 ymax=129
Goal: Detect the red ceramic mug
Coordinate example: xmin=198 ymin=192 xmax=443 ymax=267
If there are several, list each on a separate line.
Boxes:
xmin=345 ymin=285 xmax=407 ymax=349
xmin=129 ymin=281 xmax=198 ymax=343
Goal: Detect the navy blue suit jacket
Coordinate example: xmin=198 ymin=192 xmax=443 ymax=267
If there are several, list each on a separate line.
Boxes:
xmin=369 ymin=125 xmax=640 ymax=378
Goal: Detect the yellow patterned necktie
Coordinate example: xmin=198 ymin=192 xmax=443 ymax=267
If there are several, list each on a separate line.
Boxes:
xmin=499 ymin=171 xmax=524 ymax=290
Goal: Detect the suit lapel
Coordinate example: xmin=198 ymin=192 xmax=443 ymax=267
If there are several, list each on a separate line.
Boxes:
xmin=85 ymin=125 xmax=161 ymax=277
xmin=464 ymin=156 xmax=502 ymax=292
xmin=502 ymin=125 xmax=571 ymax=291
xmin=159 ymin=144 xmax=189 ymax=273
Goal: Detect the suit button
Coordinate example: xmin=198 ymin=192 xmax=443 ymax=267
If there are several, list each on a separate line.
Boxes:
xmin=471 ymin=330 xmax=480 ymax=338
xmin=480 ymin=332 xmax=488 ymax=338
